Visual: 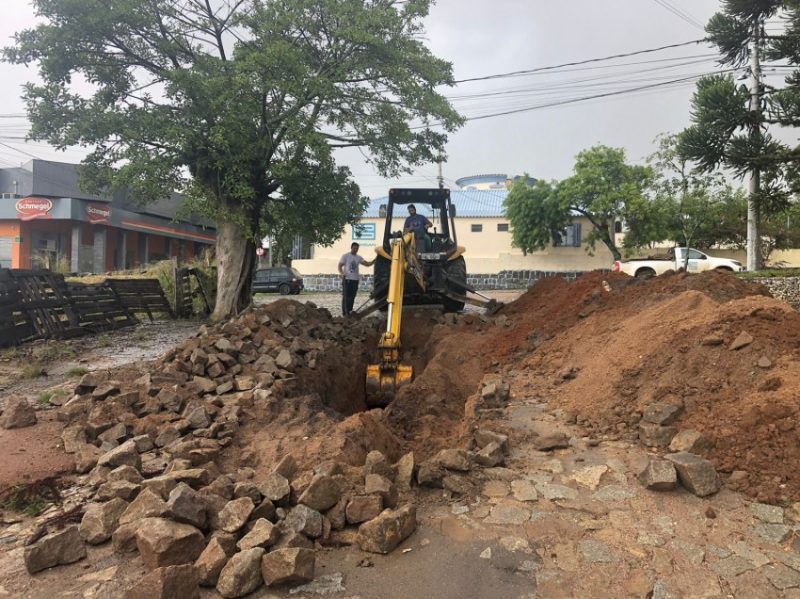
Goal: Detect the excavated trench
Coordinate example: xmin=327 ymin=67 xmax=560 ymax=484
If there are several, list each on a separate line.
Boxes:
xmin=226 ymin=305 xmax=489 ymax=476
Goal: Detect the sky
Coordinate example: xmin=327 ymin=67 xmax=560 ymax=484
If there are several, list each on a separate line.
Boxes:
xmin=0 ymin=0 xmax=788 ymax=198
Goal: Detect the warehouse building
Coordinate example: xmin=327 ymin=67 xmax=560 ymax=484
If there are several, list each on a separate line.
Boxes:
xmin=293 ymin=174 xmax=614 ymax=275
xmin=0 ymin=160 xmax=215 ymax=272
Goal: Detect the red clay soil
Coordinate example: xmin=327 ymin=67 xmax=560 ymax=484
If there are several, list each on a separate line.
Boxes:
xmin=37 ymin=270 xmax=799 ymax=504
xmin=484 ymin=270 xmax=800 ymax=503
xmin=229 ymin=272 xmax=800 ymax=503
xmin=0 ymin=413 xmax=74 ymax=488
xmin=231 ymin=304 xmax=493 ymax=474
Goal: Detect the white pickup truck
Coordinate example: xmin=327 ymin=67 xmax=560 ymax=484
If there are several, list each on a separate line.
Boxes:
xmin=613 ymin=248 xmax=745 ymax=278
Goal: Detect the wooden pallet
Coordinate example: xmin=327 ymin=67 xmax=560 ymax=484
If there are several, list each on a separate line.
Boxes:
xmin=66 ymin=282 xmax=139 ymax=332
xmin=106 ymin=278 xmax=174 ymax=321
xmin=9 ymin=270 xmax=84 ymax=339
xmin=175 ymin=267 xmax=212 ymax=318
xmin=0 ymin=270 xmax=35 ymax=347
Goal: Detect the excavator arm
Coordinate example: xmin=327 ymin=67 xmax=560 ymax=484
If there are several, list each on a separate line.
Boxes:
xmin=365 ymin=232 xmax=423 ymax=407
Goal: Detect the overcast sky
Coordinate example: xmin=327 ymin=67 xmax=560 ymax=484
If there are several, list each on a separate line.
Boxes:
xmin=0 ymin=0 xmax=783 ymax=198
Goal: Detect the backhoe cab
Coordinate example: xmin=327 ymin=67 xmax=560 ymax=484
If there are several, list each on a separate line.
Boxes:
xmin=361 ymin=188 xmax=502 ymax=406
xmin=370 ymin=188 xmax=470 ymax=313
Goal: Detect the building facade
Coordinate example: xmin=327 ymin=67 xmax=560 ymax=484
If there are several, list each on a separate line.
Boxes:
xmin=0 ymin=160 xmax=215 ymax=272
xmin=292 ymin=186 xmax=615 ymax=276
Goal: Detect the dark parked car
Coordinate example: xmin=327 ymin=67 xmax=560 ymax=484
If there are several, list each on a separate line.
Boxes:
xmin=252 ymin=266 xmax=304 ymax=295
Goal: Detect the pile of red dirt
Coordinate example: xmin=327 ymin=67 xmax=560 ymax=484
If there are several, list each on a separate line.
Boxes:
xmin=486 ymin=270 xmax=800 ymax=503
xmin=56 ymin=269 xmax=800 ymax=504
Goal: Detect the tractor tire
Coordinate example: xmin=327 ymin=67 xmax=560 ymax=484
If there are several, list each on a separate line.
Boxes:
xmin=442 ymin=256 xmax=466 ymax=312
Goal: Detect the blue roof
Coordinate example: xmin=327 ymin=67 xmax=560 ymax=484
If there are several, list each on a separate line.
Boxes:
xmin=363 ymin=189 xmax=510 ymax=218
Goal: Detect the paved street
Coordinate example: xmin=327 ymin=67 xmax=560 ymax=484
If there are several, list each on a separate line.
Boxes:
xmin=254 ymin=290 xmax=524 ymax=318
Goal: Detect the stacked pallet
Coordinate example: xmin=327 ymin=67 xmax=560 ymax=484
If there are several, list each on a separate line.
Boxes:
xmin=66 ymin=282 xmax=139 ymax=332
xmin=0 ymin=269 xmax=177 ymax=347
xmin=106 ymin=278 xmax=174 ymax=321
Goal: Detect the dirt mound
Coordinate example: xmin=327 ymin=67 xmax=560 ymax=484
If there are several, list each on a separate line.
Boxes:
xmin=55 ymin=268 xmax=799 ymax=507
xmin=61 ymin=298 xmax=494 ymax=483
xmin=491 ymin=270 xmax=800 ymax=503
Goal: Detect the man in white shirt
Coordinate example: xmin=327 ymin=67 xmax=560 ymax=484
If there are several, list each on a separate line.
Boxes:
xmin=338 ymin=242 xmax=374 ymax=315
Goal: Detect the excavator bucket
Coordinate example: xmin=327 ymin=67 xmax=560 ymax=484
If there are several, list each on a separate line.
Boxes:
xmin=365 ymin=363 xmax=413 ymax=407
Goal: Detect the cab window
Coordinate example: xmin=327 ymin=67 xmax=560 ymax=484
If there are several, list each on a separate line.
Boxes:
xmin=687 ymin=250 xmax=706 ymax=260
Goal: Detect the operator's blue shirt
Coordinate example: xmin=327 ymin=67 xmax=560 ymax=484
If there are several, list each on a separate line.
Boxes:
xmin=404 ymin=213 xmax=432 ymax=238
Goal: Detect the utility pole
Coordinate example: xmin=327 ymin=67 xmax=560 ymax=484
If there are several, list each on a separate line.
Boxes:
xmin=437 ymin=159 xmax=444 ymax=190
xmin=747 ymin=17 xmax=763 ymax=272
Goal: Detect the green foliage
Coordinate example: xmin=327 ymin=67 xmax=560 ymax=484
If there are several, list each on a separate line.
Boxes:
xmin=36 ymin=389 xmax=66 ymax=406
xmin=0 ymin=480 xmax=60 ymax=517
xmin=681 ymin=1 xmax=795 ymax=270
xmin=738 ymin=267 xmax=800 ymax=278
xmin=67 ymin=366 xmax=89 ymax=377
xmin=631 ymin=134 xmax=748 ymax=254
xmin=2 ymin=487 xmax=46 ymax=517
xmin=2 ymin=347 xmax=22 ymax=361
xmin=504 ymin=179 xmax=566 ymax=255
xmin=37 ymin=341 xmax=76 ymax=362
xmin=3 ymin=0 xmax=463 ymax=316
xmin=504 ymin=146 xmax=651 ymax=261
xmin=21 ymin=363 xmax=45 ymax=379
xmin=97 ymin=335 xmax=112 ymax=348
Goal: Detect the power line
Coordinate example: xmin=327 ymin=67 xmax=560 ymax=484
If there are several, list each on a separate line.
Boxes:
xmin=446 ymin=58 xmax=717 ymax=104
xmin=0 ymin=141 xmax=40 ymax=160
xmin=454 ymin=39 xmax=708 ymax=83
xmin=651 ymin=0 xmax=706 ymax=30
xmin=423 ymin=70 xmax=735 ymax=126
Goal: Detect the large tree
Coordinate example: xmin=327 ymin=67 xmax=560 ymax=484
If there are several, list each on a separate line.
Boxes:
xmin=632 ymin=133 xmax=747 ymax=268
xmin=504 ymin=145 xmax=651 ymax=261
xmin=4 ymin=0 xmax=462 ymax=319
xmin=681 ymin=0 xmax=793 ymax=271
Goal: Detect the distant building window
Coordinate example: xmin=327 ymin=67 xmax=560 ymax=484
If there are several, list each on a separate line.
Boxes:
xmin=1 ymin=193 xmax=21 ymax=199
xmin=614 ymin=221 xmax=623 ymax=233
xmin=471 ymin=224 xmax=483 ymax=233
xmin=554 ymin=223 xmax=582 ymax=247
xmin=497 ymin=223 xmax=509 ymax=232
xmin=352 ymin=223 xmax=376 ymax=241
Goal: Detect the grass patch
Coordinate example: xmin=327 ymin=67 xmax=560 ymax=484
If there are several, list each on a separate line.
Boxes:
xmin=67 ymin=366 xmax=89 ymax=377
xmin=36 ymin=389 xmax=67 ymax=406
xmin=0 ymin=479 xmax=60 ymax=518
xmin=37 ymin=341 xmax=76 ymax=362
xmin=97 ymin=334 xmax=112 ymax=348
xmin=135 ymin=329 xmax=148 ymax=342
xmin=738 ymin=267 xmax=800 ymax=279
xmin=1 ymin=347 xmax=22 ymax=361
xmin=21 ymin=363 xmax=46 ymax=379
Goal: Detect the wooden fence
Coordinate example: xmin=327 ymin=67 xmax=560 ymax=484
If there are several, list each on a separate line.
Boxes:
xmin=0 ymin=269 xmax=176 ymax=348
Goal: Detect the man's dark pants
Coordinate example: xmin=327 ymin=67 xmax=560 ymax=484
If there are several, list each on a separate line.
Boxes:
xmin=342 ymin=279 xmax=359 ymax=315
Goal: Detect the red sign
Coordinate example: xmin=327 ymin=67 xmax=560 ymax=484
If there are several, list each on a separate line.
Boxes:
xmin=15 ymin=197 xmax=53 ymax=221
xmin=256 ymin=247 xmax=265 ymax=256
xmin=85 ymin=203 xmax=111 ymax=224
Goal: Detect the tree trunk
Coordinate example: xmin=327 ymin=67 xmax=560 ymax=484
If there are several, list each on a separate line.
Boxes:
xmin=747 ymin=189 xmax=762 ymax=271
xmin=747 ymin=20 xmax=763 ymax=272
xmin=598 ymin=222 xmax=621 ymax=261
xmin=212 ymin=220 xmax=256 ymax=321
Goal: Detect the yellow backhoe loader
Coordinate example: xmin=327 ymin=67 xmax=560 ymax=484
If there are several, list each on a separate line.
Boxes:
xmin=360 ymin=188 xmax=502 ymax=406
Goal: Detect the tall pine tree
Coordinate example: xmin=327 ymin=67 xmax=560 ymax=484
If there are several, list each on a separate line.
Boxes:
xmin=681 ymin=0 xmax=791 ymax=270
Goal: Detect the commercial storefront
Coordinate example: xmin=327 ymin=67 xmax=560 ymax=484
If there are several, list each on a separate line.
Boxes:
xmin=0 ymin=160 xmax=215 ymax=272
